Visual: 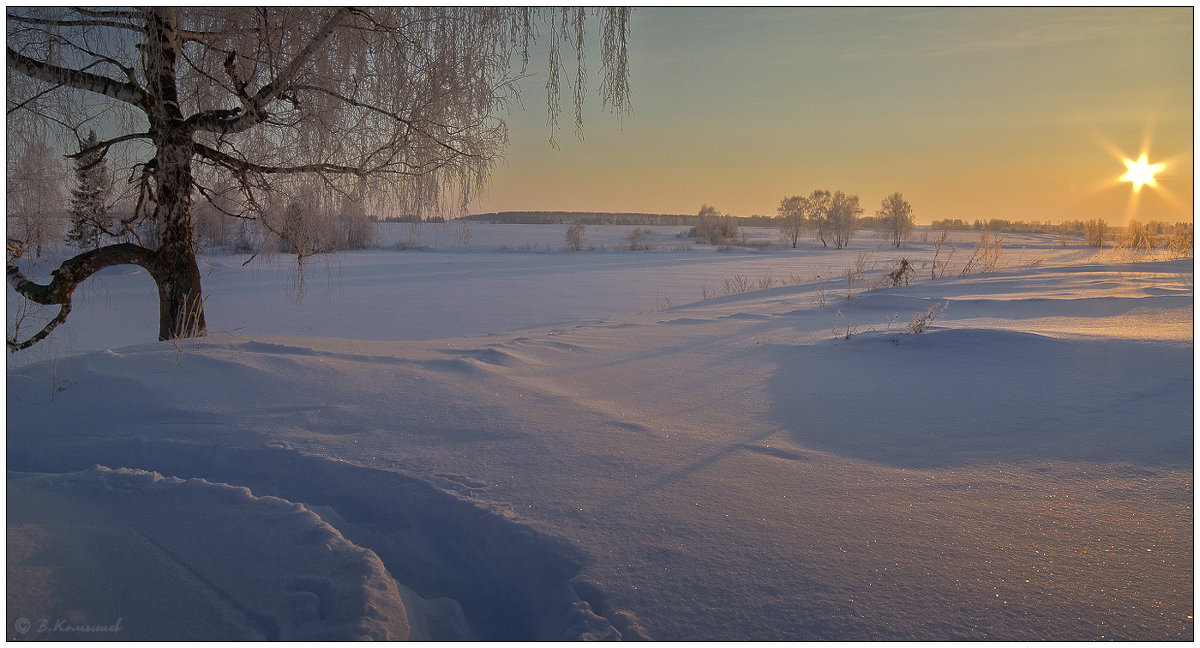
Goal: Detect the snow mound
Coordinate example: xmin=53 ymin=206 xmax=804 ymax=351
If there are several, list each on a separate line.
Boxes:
xmin=6 ymin=466 xmax=412 ymax=641
xmin=767 ymin=327 xmax=1191 ymax=468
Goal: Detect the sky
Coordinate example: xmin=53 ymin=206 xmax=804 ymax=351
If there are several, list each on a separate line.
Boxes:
xmin=470 ymin=7 xmax=1193 ymax=225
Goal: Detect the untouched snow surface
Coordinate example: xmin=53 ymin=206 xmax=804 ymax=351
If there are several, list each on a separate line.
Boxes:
xmin=6 ymin=226 xmax=1195 ymax=640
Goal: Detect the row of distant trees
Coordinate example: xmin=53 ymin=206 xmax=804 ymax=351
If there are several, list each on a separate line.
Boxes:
xmin=776 ymin=190 xmax=913 ymax=249
xmin=931 ymin=216 xmax=1190 ymax=244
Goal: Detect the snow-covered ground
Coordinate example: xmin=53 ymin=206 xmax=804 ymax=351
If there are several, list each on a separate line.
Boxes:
xmin=7 ymin=224 xmax=1194 ymax=640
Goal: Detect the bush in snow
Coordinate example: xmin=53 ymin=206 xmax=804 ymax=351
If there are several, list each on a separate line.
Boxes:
xmin=688 ymin=205 xmax=740 ymax=246
xmin=627 ymin=227 xmax=653 ymax=251
xmin=1166 ymin=224 xmax=1193 ymax=259
xmin=880 ymin=258 xmax=915 ymax=287
xmin=565 ymin=223 xmax=586 ymax=251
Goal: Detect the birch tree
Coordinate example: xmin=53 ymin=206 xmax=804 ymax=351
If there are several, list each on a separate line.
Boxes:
xmin=807 ymin=189 xmax=832 ymax=248
xmin=826 ymin=191 xmax=861 ymax=249
xmin=777 ymin=195 xmax=806 ymax=249
xmin=6 ymin=7 xmax=632 ymax=350
xmin=877 ymin=191 xmax=913 ymax=248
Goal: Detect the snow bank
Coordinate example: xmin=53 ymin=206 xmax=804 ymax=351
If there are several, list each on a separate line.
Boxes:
xmin=7 ymin=466 xmax=411 ymax=640
xmin=6 ymin=227 xmax=1193 ymax=640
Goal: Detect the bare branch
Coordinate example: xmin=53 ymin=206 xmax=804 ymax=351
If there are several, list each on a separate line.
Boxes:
xmin=65 ymin=132 xmax=151 ymax=160
xmin=7 ymin=302 xmax=72 ymax=351
xmin=193 ymin=142 xmax=374 ymax=178
xmin=7 ymin=243 xmax=157 ymax=350
xmin=6 ymin=12 xmax=141 ymax=32
xmin=6 ymin=46 xmax=148 ymax=107
xmin=68 ymin=8 xmax=142 ymax=21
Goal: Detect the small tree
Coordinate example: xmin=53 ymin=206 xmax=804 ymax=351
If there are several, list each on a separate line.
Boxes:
xmin=65 ymin=130 xmax=112 ymax=250
xmin=565 ymin=222 xmax=586 ymax=251
xmin=777 ymin=195 xmax=807 ymax=248
xmin=877 ymin=191 xmax=913 ymax=247
xmin=827 ymin=191 xmax=861 ymax=249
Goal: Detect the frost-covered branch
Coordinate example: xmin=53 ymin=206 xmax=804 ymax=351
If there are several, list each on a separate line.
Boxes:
xmin=184 ymin=7 xmax=356 ymax=135
xmin=6 ymin=47 xmax=148 ymax=107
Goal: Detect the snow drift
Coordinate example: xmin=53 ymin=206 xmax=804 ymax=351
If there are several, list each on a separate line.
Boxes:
xmin=6 ymin=229 xmax=1193 ymax=640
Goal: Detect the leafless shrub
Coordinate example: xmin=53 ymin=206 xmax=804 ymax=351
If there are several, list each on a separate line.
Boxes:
xmin=723 ymin=274 xmax=751 ymax=295
xmin=832 ymin=309 xmax=861 ymax=341
xmin=627 ymin=227 xmax=654 ymax=251
xmin=854 ymin=251 xmax=874 ymax=276
xmin=959 ymin=229 xmax=1003 ymax=276
xmin=930 ymin=229 xmax=956 ymax=279
xmin=906 ymin=301 xmax=948 ymax=334
xmin=1166 ymin=225 xmax=1193 ymax=259
xmin=1120 ymin=220 xmax=1154 ymax=251
xmin=756 ymin=272 xmax=775 ymax=290
xmin=881 ymin=258 xmax=915 ymax=287
xmin=814 ymin=281 xmax=828 ymax=307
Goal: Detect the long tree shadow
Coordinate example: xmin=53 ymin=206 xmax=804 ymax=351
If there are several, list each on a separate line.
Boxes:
xmin=764 ymin=328 xmax=1193 ymax=470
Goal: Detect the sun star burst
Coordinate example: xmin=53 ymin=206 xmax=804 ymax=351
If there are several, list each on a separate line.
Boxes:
xmin=1120 ymin=154 xmax=1166 ymax=191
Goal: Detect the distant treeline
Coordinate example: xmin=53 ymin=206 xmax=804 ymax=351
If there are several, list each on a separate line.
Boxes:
xmin=465 ymin=211 xmax=779 ymax=227
xmin=463 ymin=211 xmax=1190 ymax=237
xmin=374 ymin=214 xmax=446 ymax=223
xmin=929 ymin=218 xmax=1191 ymax=235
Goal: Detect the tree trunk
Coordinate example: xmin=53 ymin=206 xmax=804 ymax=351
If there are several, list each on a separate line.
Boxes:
xmin=151 ymin=217 xmax=207 ymax=341
xmin=145 ymin=7 xmax=206 ymax=341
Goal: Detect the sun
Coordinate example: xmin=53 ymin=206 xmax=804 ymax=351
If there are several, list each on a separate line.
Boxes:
xmin=1120 ymin=154 xmax=1166 ymax=192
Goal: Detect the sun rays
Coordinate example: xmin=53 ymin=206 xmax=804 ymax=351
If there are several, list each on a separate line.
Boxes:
xmin=1119 ymin=154 xmax=1166 ymax=192
xmin=1087 ymin=126 xmax=1187 ymax=223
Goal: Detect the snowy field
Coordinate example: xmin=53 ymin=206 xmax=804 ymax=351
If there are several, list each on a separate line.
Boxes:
xmin=6 ymin=224 xmax=1194 ymax=640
